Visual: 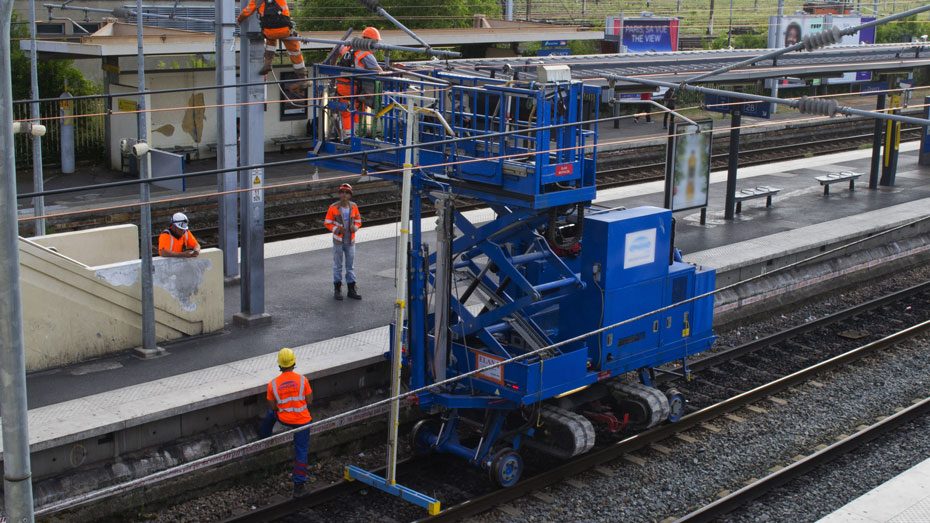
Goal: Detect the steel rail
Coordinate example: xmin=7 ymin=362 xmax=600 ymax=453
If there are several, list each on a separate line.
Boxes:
xmin=416 ymin=317 xmax=930 ymax=522
xmin=657 ymin=280 xmax=930 ymax=384
xmin=215 ymin=282 xmax=930 ymax=523
xmin=676 ymin=391 xmax=930 ymax=522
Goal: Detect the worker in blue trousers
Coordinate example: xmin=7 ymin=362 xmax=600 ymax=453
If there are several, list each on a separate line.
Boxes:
xmin=261 ymin=348 xmax=313 ymax=496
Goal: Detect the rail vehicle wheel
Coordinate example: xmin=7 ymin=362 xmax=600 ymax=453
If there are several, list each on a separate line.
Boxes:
xmin=665 ymin=389 xmax=685 ymax=423
xmin=489 ymin=448 xmax=523 ymax=488
xmin=410 ymin=419 xmax=440 ymax=455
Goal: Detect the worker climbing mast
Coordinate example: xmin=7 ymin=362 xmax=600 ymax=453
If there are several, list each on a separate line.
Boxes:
xmin=236 ymin=0 xmax=307 ymax=91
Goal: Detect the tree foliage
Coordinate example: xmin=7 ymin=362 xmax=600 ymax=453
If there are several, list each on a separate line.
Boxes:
xmin=706 ymin=31 xmax=767 ymax=50
xmin=294 ymin=0 xmax=502 ymax=32
xmin=876 ymin=16 xmax=930 ymax=44
xmin=10 ymin=13 xmax=97 ymax=100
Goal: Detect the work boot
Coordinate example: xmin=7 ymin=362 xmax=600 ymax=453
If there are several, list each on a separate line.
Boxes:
xmin=258 ymin=50 xmax=275 ymax=76
xmin=347 ymin=282 xmax=362 ymax=300
xmin=293 ymin=482 xmax=306 ymax=497
xmin=289 ymin=68 xmax=309 ymax=93
xmin=334 ymin=282 xmax=344 ymax=301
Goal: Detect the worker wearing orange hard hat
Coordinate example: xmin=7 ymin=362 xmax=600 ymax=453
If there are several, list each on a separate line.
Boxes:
xmin=260 ymin=348 xmax=313 ymax=496
xmin=331 ymin=27 xmax=384 ymax=141
xmin=236 ymin=0 xmax=307 ymax=92
xmin=324 ymin=183 xmax=362 ymax=300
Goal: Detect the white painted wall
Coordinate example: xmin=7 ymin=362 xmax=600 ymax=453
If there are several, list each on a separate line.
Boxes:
xmin=110 ymin=68 xmax=311 ymax=169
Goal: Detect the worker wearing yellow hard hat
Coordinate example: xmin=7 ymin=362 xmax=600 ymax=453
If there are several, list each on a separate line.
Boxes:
xmin=260 ymin=348 xmax=313 ymax=496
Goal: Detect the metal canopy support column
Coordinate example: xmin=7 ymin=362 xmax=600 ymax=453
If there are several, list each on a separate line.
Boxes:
xmin=1 ymin=0 xmax=36 ymax=520
xmin=29 ymin=0 xmax=45 ymax=236
xmin=216 ymin=0 xmax=239 ymax=281
xmin=233 ymin=12 xmax=271 ymax=327
xmin=663 ymin=120 xmax=676 ymax=209
xmin=920 ymin=96 xmax=930 ymax=166
xmin=135 ymin=0 xmax=162 ymax=358
xmin=880 ymin=93 xmax=901 ymax=187
xmin=869 ymin=93 xmax=885 ymax=188
xmin=724 ymin=107 xmax=741 ymax=220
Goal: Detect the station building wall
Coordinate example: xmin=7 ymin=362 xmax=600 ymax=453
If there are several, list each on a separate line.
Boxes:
xmin=111 ymin=68 xmax=310 ymax=170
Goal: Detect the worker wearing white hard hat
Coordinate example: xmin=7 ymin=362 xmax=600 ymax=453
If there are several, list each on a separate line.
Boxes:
xmin=158 ymin=212 xmax=201 ymax=258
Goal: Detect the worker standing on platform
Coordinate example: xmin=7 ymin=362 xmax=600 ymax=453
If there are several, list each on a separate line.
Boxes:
xmin=236 ymin=0 xmax=307 ymax=92
xmin=261 ymin=348 xmax=313 ymax=496
xmin=331 ymin=27 xmax=384 ymax=140
xmin=662 ymin=88 xmax=676 ymax=130
xmin=324 ymin=183 xmax=362 ymax=300
xmin=158 ymin=212 xmax=201 ymax=258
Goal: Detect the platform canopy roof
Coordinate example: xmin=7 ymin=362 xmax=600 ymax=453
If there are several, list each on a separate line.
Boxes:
xmin=19 ymin=19 xmax=603 ymax=59
xmin=404 ymin=44 xmax=930 ymax=87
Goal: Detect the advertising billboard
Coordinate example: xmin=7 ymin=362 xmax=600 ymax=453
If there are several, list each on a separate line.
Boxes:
xmin=824 ymin=15 xmax=875 ymax=84
xmin=605 ymin=17 xmax=680 ymax=53
xmin=767 ymin=15 xmax=875 ymax=85
xmin=668 ymin=122 xmax=713 ymax=212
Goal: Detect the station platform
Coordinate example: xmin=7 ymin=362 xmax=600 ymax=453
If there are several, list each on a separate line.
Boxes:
xmin=6 ymin=140 xmax=930 ymax=511
xmin=818 ymin=456 xmax=930 ymax=523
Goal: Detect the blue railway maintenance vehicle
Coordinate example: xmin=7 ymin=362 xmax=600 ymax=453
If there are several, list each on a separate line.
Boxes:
xmin=307 ymin=60 xmax=717 ymax=488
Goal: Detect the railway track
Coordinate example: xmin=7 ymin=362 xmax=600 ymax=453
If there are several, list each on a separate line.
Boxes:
xmin=677 ymin=393 xmax=930 ymax=522
xmin=220 ymin=280 xmax=930 ymax=523
xmin=190 ymin=125 xmax=921 ymax=247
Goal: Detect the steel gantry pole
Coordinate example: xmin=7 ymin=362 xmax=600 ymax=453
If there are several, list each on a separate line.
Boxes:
xmin=1 ymin=0 xmax=37 ymax=520
xmin=387 ymin=96 xmax=419 ymax=486
xmin=215 ymin=0 xmax=239 ymax=281
xmin=135 ymin=0 xmax=161 ymax=357
xmin=28 ymin=0 xmax=46 ymax=236
xmin=233 ymin=8 xmax=270 ymax=326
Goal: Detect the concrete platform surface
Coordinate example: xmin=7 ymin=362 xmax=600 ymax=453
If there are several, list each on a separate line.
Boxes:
xmin=0 ymin=324 xmax=387 ymax=456
xmin=818 ymin=456 xmax=930 ymax=523
xmin=22 ymin=141 xmax=930 ymax=414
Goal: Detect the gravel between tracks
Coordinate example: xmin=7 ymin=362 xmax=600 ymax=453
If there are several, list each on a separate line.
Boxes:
xmin=136 ymin=262 xmax=930 ymax=523
xmin=722 ymin=411 xmax=930 ymax=522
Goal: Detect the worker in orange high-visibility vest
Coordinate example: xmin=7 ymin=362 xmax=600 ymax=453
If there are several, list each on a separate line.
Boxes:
xmin=236 ymin=0 xmax=307 ymax=92
xmin=331 ymin=27 xmax=384 ymax=140
xmin=158 ymin=212 xmax=200 ymax=258
xmin=260 ymin=348 xmax=313 ymax=496
xmin=324 ymin=183 xmax=362 ymax=300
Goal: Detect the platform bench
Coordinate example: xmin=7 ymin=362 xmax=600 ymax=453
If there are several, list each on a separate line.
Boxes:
xmin=815 ymin=171 xmax=862 ymax=195
xmin=272 ymin=135 xmax=315 ymax=153
xmin=166 ymin=145 xmax=198 ymax=161
xmin=734 ymin=186 xmax=781 ymax=214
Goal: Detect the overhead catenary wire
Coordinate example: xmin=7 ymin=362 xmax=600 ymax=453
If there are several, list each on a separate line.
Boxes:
xmin=11 ymin=51 xmax=928 ymax=125
xmin=17 ymin=96 xmax=930 ymax=205
xmin=16 ymin=102 xmax=929 ymax=222
xmin=683 ymin=2 xmax=930 ymax=84
xmin=21 ymin=91 xmax=928 ymax=202
xmin=33 ymin=206 xmax=930 ymax=517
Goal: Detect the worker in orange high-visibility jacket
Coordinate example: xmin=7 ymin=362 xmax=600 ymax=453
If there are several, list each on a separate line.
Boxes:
xmin=331 ymin=27 xmax=384 ymax=140
xmin=236 ymin=0 xmax=307 ymax=92
xmin=260 ymin=348 xmax=313 ymax=496
xmin=158 ymin=212 xmax=200 ymax=258
xmin=324 ymin=183 xmax=362 ymax=300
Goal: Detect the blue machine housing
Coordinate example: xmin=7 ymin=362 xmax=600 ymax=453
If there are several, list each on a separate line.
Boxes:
xmin=558 ymin=207 xmax=716 ymax=375
xmin=431 ymin=206 xmax=716 ymax=410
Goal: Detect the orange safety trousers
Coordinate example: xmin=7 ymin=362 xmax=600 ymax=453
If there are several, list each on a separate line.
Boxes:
xmin=335 ymin=81 xmax=360 ymax=132
xmin=264 ymin=27 xmax=304 ymax=69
